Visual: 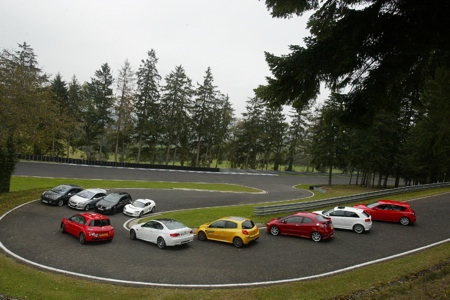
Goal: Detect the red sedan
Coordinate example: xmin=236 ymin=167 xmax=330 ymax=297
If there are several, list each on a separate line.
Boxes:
xmin=354 ymin=200 xmax=416 ymax=226
xmin=61 ymin=212 xmax=114 ymax=244
xmin=266 ymin=212 xmax=334 ymax=242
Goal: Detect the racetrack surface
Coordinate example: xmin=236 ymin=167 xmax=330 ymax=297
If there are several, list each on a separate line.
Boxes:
xmin=1 ymin=162 xmax=449 ymax=287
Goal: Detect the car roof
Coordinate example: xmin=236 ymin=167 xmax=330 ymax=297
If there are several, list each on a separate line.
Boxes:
xmin=220 ymin=216 xmax=250 ymax=222
xmin=79 ymin=212 xmax=109 ymax=220
xmin=334 ymin=206 xmax=365 ymax=213
xmin=134 ymin=198 xmax=152 ymax=203
xmin=291 ymin=212 xmax=319 ymax=218
xmin=377 ymin=200 xmax=411 ymax=206
xmin=59 ymin=184 xmax=82 ymax=188
xmin=82 ymin=188 xmax=106 ymax=193
xmin=109 ymin=191 xmax=130 ymax=196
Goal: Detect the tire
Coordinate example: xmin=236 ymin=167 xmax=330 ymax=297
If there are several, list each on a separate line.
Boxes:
xmin=270 ymin=226 xmax=280 ymax=236
xmin=57 ymin=199 xmax=64 ymax=207
xmin=79 ymin=232 xmax=86 ymax=244
xmin=353 ymin=224 xmax=364 ymax=234
xmin=157 ymin=237 xmax=166 ymax=249
xmin=84 ymin=204 xmax=90 ymax=211
xmin=233 ymin=237 xmax=244 ymax=248
xmin=197 ymin=231 xmax=207 ymax=241
xmin=130 ymin=229 xmax=136 ymax=240
xmin=151 ymin=206 xmax=155 ymax=213
xmin=60 ymin=223 xmax=66 ymax=233
xmin=311 ymin=231 xmax=322 ymax=242
xmin=139 ymin=211 xmax=143 ymax=218
xmin=400 ymin=217 xmax=410 ymax=226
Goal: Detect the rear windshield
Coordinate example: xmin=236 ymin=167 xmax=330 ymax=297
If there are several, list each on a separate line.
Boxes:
xmin=316 ymin=215 xmax=329 ymax=222
xmin=362 ymin=211 xmax=370 ymax=218
xmin=242 ymin=220 xmax=255 ymax=229
xmin=162 ymin=220 xmax=186 ymax=230
xmin=89 ymin=219 xmax=110 ymax=227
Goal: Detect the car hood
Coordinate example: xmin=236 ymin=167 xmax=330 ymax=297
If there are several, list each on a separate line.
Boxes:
xmin=69 ymin=194 xmax=88 ymax=203
xmin=43 ymin=191 xmax=62 ymax=200
xmin=96 ymin=200 xmax=115 ymax=208
xmin=124 ymin=204 xmax=142 ymax=212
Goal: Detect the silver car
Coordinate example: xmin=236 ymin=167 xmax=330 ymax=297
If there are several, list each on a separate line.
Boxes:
xmin=68 ymin=188 xmax=107 ymax=211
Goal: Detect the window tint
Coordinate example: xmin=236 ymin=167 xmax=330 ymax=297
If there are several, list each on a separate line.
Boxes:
xmin=330 ymin=210 xmax=345 ymax=217
xmin=285 ymin=216 xmax=303 ymax=223
xmin=362 ymin=211 xmax=370 ymax=218
xmin=392 ymin=205 xmax=406 ymax=211
xmin=242 ymin=220 xmax=255 ymax=229
xmin=225 ymin=221 xmax=238 ymax=229
xmin=90 ymin=219 xmax=110 ymax=227
xmin=210 ymin=220 xmax=226 ymax=228
xmin=315 ymin=215 xmax=329 ymax=222
xmin=344 ymin=211 xmax=359 ymax=218
xmin=302 ymin=217 xmax=313 ymax=223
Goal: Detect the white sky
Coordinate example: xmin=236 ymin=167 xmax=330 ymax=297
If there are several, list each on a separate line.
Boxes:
xmin=1 ymin=0 xmax=324 ymax=117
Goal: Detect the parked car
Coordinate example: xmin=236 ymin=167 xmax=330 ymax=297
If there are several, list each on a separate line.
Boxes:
xmin=129 ymin=218 xmax=194 ymax=249
xmin=68 ymin=188 xmax=107 ymax=211
xmin=41 ymin=184 xmax=83 ymax=206
xmin=313 ymin=206 xmax=372 ymax=233
xmin=60 ymin=212 xmax=114 ymax=244
xmin=354 ymin=200 xmax=416 ymax=225
xmin=123 ymin=198 xmax=156 ymax=217
xmin=266 ymin=212 xmax=334 ymax=242
xmin=95 ymin=192 xmax=132 ymax=214
xmin=196 ymin=216 xmax=260 ymax=248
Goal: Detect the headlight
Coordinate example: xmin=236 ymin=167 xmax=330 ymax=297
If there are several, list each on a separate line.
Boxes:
xmin=88 ymin=232 xmax=99 ymax=237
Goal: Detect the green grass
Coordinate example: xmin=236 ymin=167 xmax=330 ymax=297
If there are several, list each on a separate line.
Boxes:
xmin=1 ymin=178 xmax=449 ymax=300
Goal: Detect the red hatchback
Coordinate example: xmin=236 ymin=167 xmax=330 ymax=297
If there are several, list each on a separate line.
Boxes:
xmin=266 ymin=212 xmax=334 ymax=242
xmin=354 ymin=200 xmax=416 ymax=226
xmin=61 ymin=212 xmax=114 ymax=244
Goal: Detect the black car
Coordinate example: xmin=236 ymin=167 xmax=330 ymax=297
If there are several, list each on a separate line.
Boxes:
xmin=95 ymin=192 xmax=132 ymax=214
xmin=41 ymin=184 xmax=83 ymax=206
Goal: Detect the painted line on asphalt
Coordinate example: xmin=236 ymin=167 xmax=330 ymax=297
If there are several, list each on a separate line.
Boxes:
xmin=1 ymin=200 xmax=449 ymax=288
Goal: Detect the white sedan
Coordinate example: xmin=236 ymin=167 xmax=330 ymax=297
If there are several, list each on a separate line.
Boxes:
xmin=68 ymin=188 xmax=107 ymax=211
xmin=123 ymin=199 xmax=156 ymax=218
xmin=313 ymin=206 xmax=372 ymax=233
xmin=129 ymin=218 xmax=194 ymax=249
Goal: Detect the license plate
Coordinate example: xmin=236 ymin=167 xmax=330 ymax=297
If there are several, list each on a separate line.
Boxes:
xmin=99 ymin=233 xmax=108 ymax=237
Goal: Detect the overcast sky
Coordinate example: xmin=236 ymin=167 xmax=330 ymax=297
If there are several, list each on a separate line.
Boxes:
xmin=1 ymin=0 xmax=323 ymax=116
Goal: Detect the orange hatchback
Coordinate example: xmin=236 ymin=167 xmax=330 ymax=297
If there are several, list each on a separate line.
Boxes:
xmin=196 ymin=216 xmax=260 ymax=248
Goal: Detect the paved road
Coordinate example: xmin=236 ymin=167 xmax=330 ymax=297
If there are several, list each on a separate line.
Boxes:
xmin=1 ymin=162 xmax=449 ymax=287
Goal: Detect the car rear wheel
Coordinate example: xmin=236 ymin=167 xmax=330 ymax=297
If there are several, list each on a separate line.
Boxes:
xmin=400 ymin=217 xmax=410 ymax=226
xmin=233 ymin=237 xmax=243 ymax=248
xmin=84 ymin=204 xmax=90 ymax=211
xmin=79 ymin=232 xmax=86 ymax=244
xmin=130 ymin=229 xmax=136 ymax=240
xmin=197 ymin=231 xmax=207 ymax=241
xmin=353 ymin=224 xmax=364 ymax=234
xmin=270 ymin=226 xmax=280 ymax=236
xmin=60 ymin=223 xmax=66 ymax=233
xmin=157 ymin=237 xmax=166 ymax=249
xmin=57 ymin=199 xmax=64 ymax=207
xmin=311 ymin=231 xmax=322 ymax=242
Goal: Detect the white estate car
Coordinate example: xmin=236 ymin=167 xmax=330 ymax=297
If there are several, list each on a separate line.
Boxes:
xmin=123 ymin=199 xmax=156 ymax=218
xmin=68 ymin=188 xmax=107 ymax=211
xmin=129 ymin=218 xmax=194 ymax=249
xmin=313 ymin=206 xmax=372 ymax=233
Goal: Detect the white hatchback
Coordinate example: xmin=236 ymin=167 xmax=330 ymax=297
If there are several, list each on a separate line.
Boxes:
xmin=313 ymin=206 xmax=372 ymax=233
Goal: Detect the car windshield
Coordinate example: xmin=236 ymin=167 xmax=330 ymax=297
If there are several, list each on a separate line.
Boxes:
xmin=362 ymin=211 xmax=370 ymax=218
xmin=367 ymin=202 xmax=379 ymax=208
xmin=103 ymin=194 xmax=121 ymax=203
xmin=161 ymin=220 xmax=186 ymax=230
xmin=51 ymin=185 xmax=71 ymax=194
xmin=89 ymin=219 xmax=110 ymax=227
xmin=76 ymin=190 xmax=95 ymax=199
xmin=132 ymin=200 xmax=146 ymax=208
xmin=322 ymin=209 xmax=334 ymax=215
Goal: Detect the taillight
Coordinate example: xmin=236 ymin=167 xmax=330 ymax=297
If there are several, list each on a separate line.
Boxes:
xmin=189 ymin=230 xmax=193 ymax=234
xmin=242 ymin=230 xmax=249 ymax=235
xmin=365 ymin=218 xmax=371 ymax=222
xmin=170 ymin=233 xmax=180 ymax=237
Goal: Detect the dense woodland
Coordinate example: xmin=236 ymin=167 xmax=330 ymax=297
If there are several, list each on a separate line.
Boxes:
xmin=1 ymin=0 xmax=449 ymax=193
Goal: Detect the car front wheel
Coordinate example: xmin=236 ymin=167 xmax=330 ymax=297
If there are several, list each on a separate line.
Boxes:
xmin=311 ymin=232 xmax=322 ymax=242
xmin=84 ymin=204 xmax=90 ymax=211
xmin=353 ymin=224 xmax=364 ymax=234
xmin=270 ymin=226 xmax=280 ymax=236
xmin=57 ymin=199 xmax=64 ymax=207
xmin=79 ymin=232 xmax=86 ymax=244
xmin=60 ymin=223 xmax=66 ymax=233
xmin=157 ymin=237 xmax=166 ymax=249
xmin=400 ymin=217 xmax=410 ymax=226
xmin=130 ymin=229 xmax=136 ymax=240
xmin=197 ymin=231 xmax=207 ymax=241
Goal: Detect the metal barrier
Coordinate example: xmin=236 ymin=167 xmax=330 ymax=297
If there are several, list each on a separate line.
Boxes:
xmin=254 ymin=182 xmax=450 ymax=216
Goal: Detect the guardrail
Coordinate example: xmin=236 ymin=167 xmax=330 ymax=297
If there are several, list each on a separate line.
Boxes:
xmin=254 ymin=182 xmax=450 ymax=216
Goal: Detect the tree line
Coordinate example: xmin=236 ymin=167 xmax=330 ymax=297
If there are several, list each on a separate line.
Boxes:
xmin=1 ymin=40 xmax=448 ymax=193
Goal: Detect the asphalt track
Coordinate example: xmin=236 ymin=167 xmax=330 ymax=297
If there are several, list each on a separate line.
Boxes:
xmin=1 ymin=162 xmax=449 ymax=287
